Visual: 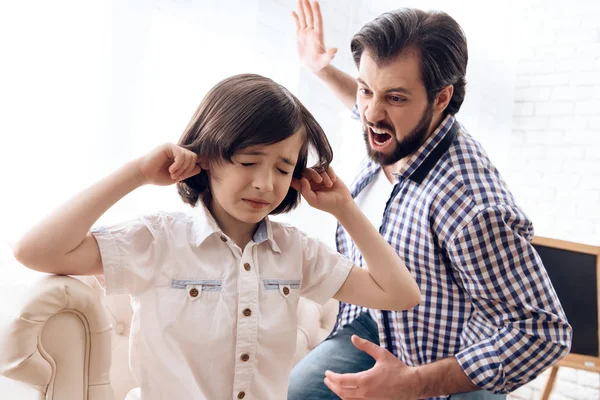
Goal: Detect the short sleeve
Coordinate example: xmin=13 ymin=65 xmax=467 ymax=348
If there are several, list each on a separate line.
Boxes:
xmin=300 ymin=233 xmax=354 ymax=305
xmin=91 ymin=214 xmax=163 ymax=296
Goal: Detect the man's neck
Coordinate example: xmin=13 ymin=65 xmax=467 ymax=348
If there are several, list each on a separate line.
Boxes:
xmin=382 ymin=159 xmax=406 ymax=184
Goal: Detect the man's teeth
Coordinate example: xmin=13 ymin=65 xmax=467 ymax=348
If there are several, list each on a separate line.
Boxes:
xmin=372 ymin=128 xmax=390 ymax=135
xmin=371 ymin=128 xmax=391 ymax=145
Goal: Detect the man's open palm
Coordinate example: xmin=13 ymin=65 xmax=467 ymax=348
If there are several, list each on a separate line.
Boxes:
xmin=292 ymin=0 xmax=337 ymax=73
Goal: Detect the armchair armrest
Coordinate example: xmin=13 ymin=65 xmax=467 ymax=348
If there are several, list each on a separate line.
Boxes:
xmin=0 ymin=272 xmax=115 ymax=400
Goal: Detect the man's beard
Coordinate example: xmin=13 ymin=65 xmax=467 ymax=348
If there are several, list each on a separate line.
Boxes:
xmin=362 ymin=101 xmax=434 ymax=166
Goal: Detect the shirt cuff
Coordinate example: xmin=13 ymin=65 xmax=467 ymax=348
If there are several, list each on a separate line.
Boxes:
xmin=307 ymin=256 xmax=354 ymax=305
xmin=455 ymin=339 xmax=506 ymax=393
xmin=91 ymin=228 xmax=128 ymax=295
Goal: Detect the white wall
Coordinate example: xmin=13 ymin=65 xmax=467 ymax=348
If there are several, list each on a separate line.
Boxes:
xmin=504 ymin=0 xmax=600 ymax=246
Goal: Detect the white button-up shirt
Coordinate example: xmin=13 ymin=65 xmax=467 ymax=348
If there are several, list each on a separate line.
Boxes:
xmin=92 ymin=204 xmax=353 ymax=400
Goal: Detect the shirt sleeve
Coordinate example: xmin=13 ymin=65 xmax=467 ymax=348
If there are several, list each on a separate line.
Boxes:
xmin=351 ymin=103 xmax=360 ymax=120
xmin=448 ymin=205 xmax=572 ymax=393
xmin=299 ymin=232 xmax=354 ymax=305
xmin=91 ymin=214 xmax=164 ymax=296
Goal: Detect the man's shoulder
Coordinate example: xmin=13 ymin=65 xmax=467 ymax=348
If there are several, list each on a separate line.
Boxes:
xmin=437 ymin=125 xmax=516 ymax=208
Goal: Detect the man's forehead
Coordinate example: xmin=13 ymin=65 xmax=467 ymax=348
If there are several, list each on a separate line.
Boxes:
xmin=358 ymin=50 xmax=423 ymax=89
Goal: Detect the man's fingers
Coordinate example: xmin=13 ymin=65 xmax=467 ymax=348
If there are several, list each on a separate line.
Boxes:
xmin=291 ymin=11 xmax=301 ymax=31
xmin=312 ymin=0 xmax=323 ymax=32
xmin=351 ymin=335 xmax=386 ymax=360
xmin=303 ymin=0 xmax=314 ymax=28
xmin=324 ymin=377 xmax=363 ymax=399
xmin=297 ymin=0 xmax=307 ymax=28
xmin=325 ymin=370 xmax=364 ymax=388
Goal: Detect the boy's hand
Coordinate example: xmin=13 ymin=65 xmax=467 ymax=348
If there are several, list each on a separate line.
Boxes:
xmin=136 ymin=143 xmax=202 ymax=186
xmin=291 ymin=166 xmax=353 ymax=215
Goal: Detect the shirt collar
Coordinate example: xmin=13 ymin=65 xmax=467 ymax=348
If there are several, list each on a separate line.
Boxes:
xmin=394 ymin=114 xmax=457 ymax=183
xmin=193 ymin=202 xmax=281 ymax=253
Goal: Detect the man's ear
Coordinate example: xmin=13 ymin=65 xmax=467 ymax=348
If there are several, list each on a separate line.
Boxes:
xmin=434 ymin=85 xmax=454 ymax=114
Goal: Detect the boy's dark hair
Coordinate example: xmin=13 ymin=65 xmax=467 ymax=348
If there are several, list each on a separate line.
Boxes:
xmin=176 ymin=73 xmax=333 ymax=215
xmin=351 ymin=8 xmax=468 ymax=115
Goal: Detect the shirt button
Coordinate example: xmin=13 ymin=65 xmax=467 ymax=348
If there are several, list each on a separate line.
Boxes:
xmin=237 ymin=392 xmax=245 ymax=399
xmin=189 ymin=288 xmax=199 ymax=297
xmin=283 ymin=287 xmax=290 ymax=295
xmin=241 ymin=353 xmax=250 ymax=362
xmin=220 ymin=235 xmax=228 ymax=242
xmin=243 ymin=308 xmax=252 ymax=317
xmin=243 ymin=263 xmax=251 ymax=271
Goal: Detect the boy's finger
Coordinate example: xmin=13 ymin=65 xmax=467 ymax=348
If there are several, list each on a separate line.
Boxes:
xmin=290 ymin=178 xmax=302 ymax=191
xmin=303 ymin=168 xmax=323 ymax=183
xmin=320 ymin=171 xmax=333 ymax=187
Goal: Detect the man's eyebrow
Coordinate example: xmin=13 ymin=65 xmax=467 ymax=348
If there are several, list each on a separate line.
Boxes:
xmin=238 ymin=150 xmax=296 ymax=166
xmin=357 ymin=78 xmax=412 ymax=95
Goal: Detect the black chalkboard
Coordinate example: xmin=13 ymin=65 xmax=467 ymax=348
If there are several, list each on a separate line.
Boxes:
xmin=532 ymin=239 xmax=599 ymax=358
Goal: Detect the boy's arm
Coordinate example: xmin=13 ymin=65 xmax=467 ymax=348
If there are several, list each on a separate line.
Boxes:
xmin=332 ymin=201 xmax=421 ymax=311
xmin=13 ymin=144 xmax=200 ymax=276
xmin=293 ymin=168 xmax=421 ymax=311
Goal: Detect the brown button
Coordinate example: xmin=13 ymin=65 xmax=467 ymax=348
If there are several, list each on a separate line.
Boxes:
xmin=241 ymin=353 xmax=250 ymax=362
xmin=189 ymin=288 xmax=199 ymax=297
xmin=243 ymin=308 xmax=252 ymax=317
xmin=220 ymin=235 xmax=228 ymax=242
xmin=283 ymin=286 xmax=290 ymax=295
xmin=237 ymin=392 xmax=245 ymax=399
xmin=243 ymin=263 xmax=251 ymax=271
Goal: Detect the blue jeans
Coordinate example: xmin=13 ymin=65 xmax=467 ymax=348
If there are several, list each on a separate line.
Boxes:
xmin=288 ymin=313 xmax=506 ymax=400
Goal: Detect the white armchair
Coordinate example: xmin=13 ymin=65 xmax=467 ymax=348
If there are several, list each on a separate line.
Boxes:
xmin=0 ymin=247 xmax=339 ymax=400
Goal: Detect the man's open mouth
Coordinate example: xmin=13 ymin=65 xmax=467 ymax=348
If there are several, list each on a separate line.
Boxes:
xmin=370 ymin=127 xmax=392 ymax=146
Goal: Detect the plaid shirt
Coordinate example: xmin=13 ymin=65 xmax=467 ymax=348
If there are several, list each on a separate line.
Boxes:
xmin=333 ymin=113 xmax=572 ymax=397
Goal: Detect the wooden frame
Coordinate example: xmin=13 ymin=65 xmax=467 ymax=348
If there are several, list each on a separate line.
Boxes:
xmin=531 ymin=236 xmax=600 ymax=399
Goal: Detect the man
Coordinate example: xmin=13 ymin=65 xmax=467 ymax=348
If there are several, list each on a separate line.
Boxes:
xmin=288 ymin=1 xmax=572 ymax=399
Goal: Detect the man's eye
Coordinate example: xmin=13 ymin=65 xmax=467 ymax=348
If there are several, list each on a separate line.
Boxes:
xmin=390 ymin=96 xmax=406 ymax=103
xmin=359 ymin=87 xmax=371 ymax=95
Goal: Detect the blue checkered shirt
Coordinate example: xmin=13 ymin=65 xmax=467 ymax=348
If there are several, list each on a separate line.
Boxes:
xmin=332 ymin=113 xmax=572 ymax=397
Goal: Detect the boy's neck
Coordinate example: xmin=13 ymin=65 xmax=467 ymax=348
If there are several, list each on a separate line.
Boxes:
xmin=206 ymin=199 xmax=257 ymax=250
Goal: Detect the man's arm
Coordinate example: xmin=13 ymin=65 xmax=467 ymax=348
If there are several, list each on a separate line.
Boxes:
xmin=325 ymin=205 xmax=571 ymax=399
xmin=315 ymin=64 xmax=358 ymax=111
xmin=414 ymin=358 xmax=479 ymax=398
xmin=292 ymin=0 xmax=358 ymax=111
xmin=447 ymin=205 xmax=572 ymax=393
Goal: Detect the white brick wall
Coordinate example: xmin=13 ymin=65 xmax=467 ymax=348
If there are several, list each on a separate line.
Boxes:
xmin=502 ymin=0 xmax=600 ymax=398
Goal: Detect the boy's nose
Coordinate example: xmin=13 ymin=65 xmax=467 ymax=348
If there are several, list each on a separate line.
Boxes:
xmin=253 ymin=174 xmax=274 ymax=193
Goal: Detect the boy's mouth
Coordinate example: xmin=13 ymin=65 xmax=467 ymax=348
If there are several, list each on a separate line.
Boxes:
xmin=242 ymin=198 xmax=270 ymax=209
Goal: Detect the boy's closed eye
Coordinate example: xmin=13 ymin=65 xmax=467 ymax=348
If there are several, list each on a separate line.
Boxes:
xmin=240 ymin=162 xmax=291 ymax=175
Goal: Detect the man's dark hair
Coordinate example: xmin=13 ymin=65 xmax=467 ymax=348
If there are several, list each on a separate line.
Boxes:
xmin=351 ymin=8 xmax=468 ymax=115
xmin=176 ymin=73 xmax=333 ymax=214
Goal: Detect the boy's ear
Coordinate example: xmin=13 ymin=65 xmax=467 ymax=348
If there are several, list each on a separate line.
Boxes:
xmin=198 ymin=158 xmax=210 ymax=170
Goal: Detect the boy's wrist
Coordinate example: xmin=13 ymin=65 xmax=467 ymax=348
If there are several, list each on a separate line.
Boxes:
xmin=121 ymin=160 xmax=148 ymax=188
xmin=332 ymin=200 xmax=359 ymax=223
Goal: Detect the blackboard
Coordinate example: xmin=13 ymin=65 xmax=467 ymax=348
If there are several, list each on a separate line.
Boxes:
xmin=532 ymin=237 xmax=600 ymax=369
